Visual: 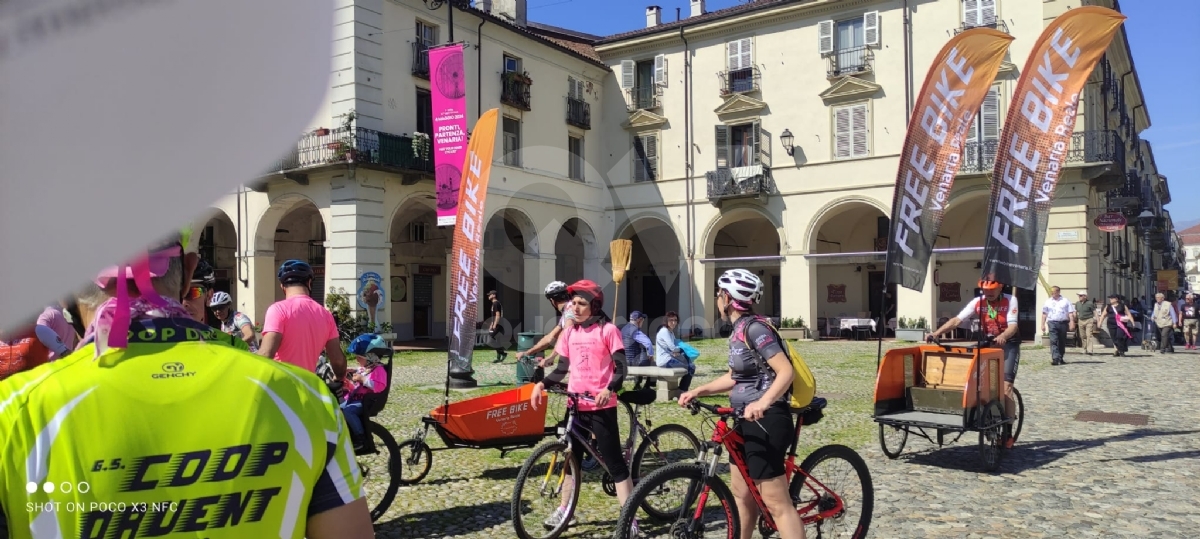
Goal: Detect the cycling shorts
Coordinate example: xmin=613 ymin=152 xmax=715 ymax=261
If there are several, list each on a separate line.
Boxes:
xmin=1002 ymin=340 xmax=1020 ymax=383
xmin=570 ymin=406 xmax=629 ymax=483
xmin=735 ymin=404 xmax=794 ymax=481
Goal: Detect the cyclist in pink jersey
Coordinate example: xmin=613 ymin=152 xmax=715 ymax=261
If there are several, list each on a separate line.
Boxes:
xmin=257 ymin=260 xmax=347 ymax=378
xmin=530 ymin=279 xmax=633 ymax=533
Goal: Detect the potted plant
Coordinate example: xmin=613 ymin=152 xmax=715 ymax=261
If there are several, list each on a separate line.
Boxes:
xmin=776 ymin=317 xmax=810 ymax=340
xmin=411 ymin=132 xmax=431 ymax=162
xmin=895 ymin=316 xmax=929 ymax=342
xmin=327 ymin=110 xmax=357 ymax=163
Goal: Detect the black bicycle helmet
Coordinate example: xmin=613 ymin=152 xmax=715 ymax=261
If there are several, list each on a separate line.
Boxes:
xmin=192 ymin=259 xmax=216 ymax=286
xmin=277 ymin=259 xmax=314 ymax=285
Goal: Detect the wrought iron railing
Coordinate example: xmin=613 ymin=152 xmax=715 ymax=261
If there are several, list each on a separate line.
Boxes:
xmin=706 ymin=167 xmax=776 ymax=202
xmin=501 ymin=72 xmax=532 ymax=110
xmin=566 ymin=97 xmax=590 ymax=129
xmin=263 ymin=127 xmax=434 ymax=174
xmin=827 ymin=46 xmax=873 ymax=78
xmin=627 ymin=86 xmax=659 ymax=111
xmin=719 ymin=66 xmax=760 ymax=95
xmin=959 ymin=130 xmax=1124 ymax=174
xmin=954 ymin=19 xmax=1010 ymax=35
xmin=412 ymin=41 xmax=432 ymax=78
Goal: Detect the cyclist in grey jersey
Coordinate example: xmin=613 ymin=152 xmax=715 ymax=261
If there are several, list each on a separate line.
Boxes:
xmin=728 ymin=315 xmax=792 ymax=410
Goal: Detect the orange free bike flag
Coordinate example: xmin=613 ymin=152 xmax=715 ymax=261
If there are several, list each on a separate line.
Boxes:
xmin=980 ymin=7 xmax=1125 ymax=290
xmin=885 ymin=28 xmax=1013 ymax=291
xmin=447 ymin=109 xmax=499 ymax=380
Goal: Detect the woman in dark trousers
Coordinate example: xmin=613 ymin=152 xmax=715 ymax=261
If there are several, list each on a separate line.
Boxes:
xmin=1099 ymin=294 xmax=1134 ymax=357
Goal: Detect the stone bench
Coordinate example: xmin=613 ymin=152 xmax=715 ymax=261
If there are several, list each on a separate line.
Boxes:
xmin=627 ymin=366 xmax=690 ymax=402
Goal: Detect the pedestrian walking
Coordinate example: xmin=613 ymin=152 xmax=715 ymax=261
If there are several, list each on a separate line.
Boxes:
xmin=1181 ymin=294 xmax=1199 ymax=350
xmin=1152 ymin=293 xmax=1178 ymax=354
xmin=1073 ymin=291 xmax=1097 ymax=355
xmin=1041 ymin=286 xmax=1074 ymax=365
xmin=1100 ymin=294 xmax=1134 ymax=357
xmin=488 ymin=290 xmax=508 ymax=363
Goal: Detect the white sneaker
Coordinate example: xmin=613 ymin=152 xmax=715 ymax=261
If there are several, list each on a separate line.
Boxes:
xmin=543 ymin=507 xmax=576 ymax=529
xmin=630 ymin=518 xmax=641 ymax=538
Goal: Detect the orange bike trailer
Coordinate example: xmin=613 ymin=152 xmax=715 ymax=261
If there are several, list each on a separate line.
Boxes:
xmin=429 ymin=383 xmax=549 ymax=446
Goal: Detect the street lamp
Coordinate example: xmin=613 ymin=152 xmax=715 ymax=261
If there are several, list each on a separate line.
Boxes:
xmin=424 ymin=0 xmax=455 ymax=42
xmin=1138 ymin=209 xmax=1155 ymax=305
xmin=780 ymin=129 xmax=795 ymax=156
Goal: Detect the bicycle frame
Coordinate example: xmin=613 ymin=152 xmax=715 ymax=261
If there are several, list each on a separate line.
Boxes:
xmin=549 ymin=392 xmax=624 ymax=481
xmin=693 ymin=407 xmax=846 ymax=531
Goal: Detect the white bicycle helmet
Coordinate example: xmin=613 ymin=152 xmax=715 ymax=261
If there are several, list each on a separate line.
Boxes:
xmin=544 ymin=280 xmax=569 ymax=299
xmin=208 ymin=291 xmax=233 ymax=308
xmin=717 ymin=269 xmax=763 ymax=304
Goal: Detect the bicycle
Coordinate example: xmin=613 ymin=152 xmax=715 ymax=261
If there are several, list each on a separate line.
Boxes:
xmin=613 ymin=398 xmax=874 ymax=539
xmin=511 ymin=387 xmax=701 ymax=539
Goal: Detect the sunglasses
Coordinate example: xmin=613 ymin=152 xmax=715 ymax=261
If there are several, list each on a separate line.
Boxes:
xmin=184 ymin=286 xmax=208 ymax=301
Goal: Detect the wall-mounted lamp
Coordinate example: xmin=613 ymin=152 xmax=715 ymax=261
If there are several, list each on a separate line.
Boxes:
xmin=781 ymin=129 xmax=795 ymax=156
xmin=974 ymin=262 xmax=982 ymax=269
xmin=935 ymin=260 xmax=943 ymax=267
xmin=855 ymin=265 xmax=862 ymax=272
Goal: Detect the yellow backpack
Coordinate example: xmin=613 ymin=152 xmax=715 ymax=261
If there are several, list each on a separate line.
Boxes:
xmin=738 ymin=316 xmax=817 ymax=408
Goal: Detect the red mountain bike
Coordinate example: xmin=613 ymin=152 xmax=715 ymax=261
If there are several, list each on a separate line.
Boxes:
xmin=612 ymin=397 xmax=873 ymax=539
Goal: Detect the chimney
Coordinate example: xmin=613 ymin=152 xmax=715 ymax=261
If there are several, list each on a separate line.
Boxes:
xmin=490 ymin=0 xmax=528 ymax=27
xmin=478 ymin=0 xmax=493 ymax=13
xmin=690 ymin=0 xmax=705 ymax=17
xmin=646 ymin=5 xmax=661 ymax=28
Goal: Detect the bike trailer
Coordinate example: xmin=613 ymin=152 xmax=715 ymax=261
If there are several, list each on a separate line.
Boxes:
xmin=429 ymin=383 xmax=548 ymax=446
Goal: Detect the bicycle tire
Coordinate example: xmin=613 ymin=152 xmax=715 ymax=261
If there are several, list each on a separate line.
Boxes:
xmin=630 ymin=423 xmax=702 ymax=520
xmin=614 ymin=462 xmax=738 ymax=539
xmin=396 ymin=439 xmax=433 ymax=485
xmin=878 ymin=423 xmax=907 ymax=459
xmin=793 ymin=444 xmax=873 ymax=539
xmin=1011 ymin=387 xmax=1024 ymax=443
xmin=363 ymin=422 xmax=402 ymax=522
xmin=511 ymin=441 xmax=581 ymax=539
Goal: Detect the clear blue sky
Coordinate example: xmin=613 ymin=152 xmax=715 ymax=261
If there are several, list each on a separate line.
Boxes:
xmin=529 ymin=0 xmax=1200 ymax=224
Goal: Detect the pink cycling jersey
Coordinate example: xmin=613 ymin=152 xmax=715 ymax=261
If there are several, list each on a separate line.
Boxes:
xmin=261 ymin=295 xmax=339 ymax=372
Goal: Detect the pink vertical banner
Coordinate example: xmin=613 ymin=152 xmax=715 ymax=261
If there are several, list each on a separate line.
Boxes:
xmin=429 ymin=43 xmax=468 ymax=227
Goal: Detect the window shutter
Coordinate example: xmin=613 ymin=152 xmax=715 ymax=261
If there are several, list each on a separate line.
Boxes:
xmin=620 ymin=60 xmax=635 ymax=89
xmin=654 ymin=54 xmax=667 ymax=87
xmin=981 ymin=85 xmax=1000 ymax=141
xmin=632 ymin=136 xmax=645 ymax=182
xmin=647 ymin=135 xmax=658 ymax=181
xmin=754 ymin=122 xmax=771 ymax=167
xmin=834 ymin=106 xmax=851 ymax=159
xmin=818 ymin=20 xmax=834 ymax=54
xmin=980 ymin=0 xmax=996 ymax=26
xmin=740 ymin=38 xmax=752 ymax=70
xmin=963 ymin=0 xmax=979 ymax=27
xmin=863 ymin=11 xmax=879 ymax=46
xmin=727 ymin=41 xmax=739 ymax=70
xmin=568 ymin=77 xmax=577 ymax=99
xmin=851 ymin=103 xmax=869 ymax=158
xmin=715 ymin=125 xmax=729 ymax=169
xmin=966 ymin=114 xmax=979 ymax=144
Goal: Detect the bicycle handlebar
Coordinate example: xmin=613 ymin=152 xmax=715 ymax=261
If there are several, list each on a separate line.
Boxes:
xmin=544 ymin=387 xmax=595 ymax=403
xmin=686 ymin=399 xmax=735 ymax=417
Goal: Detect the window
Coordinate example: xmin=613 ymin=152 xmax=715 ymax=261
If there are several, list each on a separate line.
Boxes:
xmin=632 ymin=134 xmax=658 ymax=182
xmin=410 ymin=221 xmax=428 ymax=243
xmin=416 ymin=21 xmax=437 ymax=46
xmin=416 ymin=89 xmax=433 ymax=136
xmin=502 ymin=116 xmax=521 ymax=166
xmin=833 ymin=103 xmax=869 ymax=159
xmin=963 ymin=0 xmax=997 ymax=28
xmin=567 ymin=77 xmax=584 ymax=99
xmin=619 ymin=56 xmax=665 ymax=109
xmin=966 ymin=84 xmax=1001 ymax=164
xmin=726 ymin=38 xmax=755 ymax=93
xmin=568 ymin=136 xmax=584 ymax=181
xmin=504 ymin=54 xmax=521 ymax=73
xmin=715 ymin=123 xmax=763 ymax=169
xmin=818 ymin=13 xmax=878 ymax=71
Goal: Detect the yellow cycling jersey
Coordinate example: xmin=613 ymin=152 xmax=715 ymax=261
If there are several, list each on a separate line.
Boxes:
xmin=0 ymin=316 xmax=363 ymax=538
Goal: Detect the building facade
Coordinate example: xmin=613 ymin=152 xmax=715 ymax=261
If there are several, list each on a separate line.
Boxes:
xmin=194 ymin=0 xmax=1180 ymax=343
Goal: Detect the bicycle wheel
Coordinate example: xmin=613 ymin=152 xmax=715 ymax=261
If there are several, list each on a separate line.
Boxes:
xmin=511 ymin=441 xmax=581 ymax=539
xmin=396 ymin=439 xmax=433 ymax=485
xmin=793 ymin=444 xmax=873 ymax=539
xmin=614 ymin=462 xmax=738 ymax=539
xmin=1011 ymin=387 xmax=1025 ymax=444
xmin=630 ymin=423 xmax=702 ymax=520
xmin=878 ymin=423 xmax=907 ymax=459
xmin=359 ymin=422 xmax=401 ymax=522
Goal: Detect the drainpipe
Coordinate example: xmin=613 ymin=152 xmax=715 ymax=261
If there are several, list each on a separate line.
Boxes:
xmin=237 ymin=185 xmax=249 ymax=287
xmin=477 ymin=18 xmax=487 ymax=119
xmin=903 ymin=0 xmax=912 ymax=121
xmin=680 ymin=26 xmax=697 ymax=332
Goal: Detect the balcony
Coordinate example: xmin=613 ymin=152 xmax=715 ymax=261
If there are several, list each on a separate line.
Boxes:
xmin=1107 ymin=172 xmax=1144 ymax=216
xmin=501 ymin=72 xmax=532 ymax=111
xmin=262 ymin=127 xmax=434 ymax=179
xmin=627 ymin=86 xmax=659 ymax=111
xmin=706 ymin=166 xmax=776 ymax=204
xmin=566 ymin=97 xmax=591 ymax=130
xmin=411 ymin=42 xmax=430 ymax=79
xmin=827 ymin=46 xmax=873 ymax=78
xmin=959 ymin=130 xmax=1125 ymax=181
xmin=719 ymin=67 xmax=761 ymax=96
xmin=954 ymin=19 xmax=1010 ymax=35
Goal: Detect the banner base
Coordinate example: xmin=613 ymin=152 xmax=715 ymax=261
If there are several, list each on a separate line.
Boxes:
xmin=447 ymin=370 xmax=479 ymax=388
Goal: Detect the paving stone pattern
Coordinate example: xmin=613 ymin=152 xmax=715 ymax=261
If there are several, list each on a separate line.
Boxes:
xmin=370 ymin=343 xmax=1200 ymax=538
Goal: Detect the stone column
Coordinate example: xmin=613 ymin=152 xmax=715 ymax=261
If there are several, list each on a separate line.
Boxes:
xmin=241 ymin=252 xmax=278 ymax=325
xmin=326 ymin=173 xmax=388 ymax=327
xmin=897 ymin=259 xmax=935 ymax=332
xmin=689 ymin=260 xmax=714 ymax=339
xmin=781 ymin=254 xmax=814 ymax=335
xmin=525 ymin=253 xmax=558 ymax=336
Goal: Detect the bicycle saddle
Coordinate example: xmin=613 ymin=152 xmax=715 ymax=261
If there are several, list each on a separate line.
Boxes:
xmin=618 ymin=387 xmax=657 ymax=406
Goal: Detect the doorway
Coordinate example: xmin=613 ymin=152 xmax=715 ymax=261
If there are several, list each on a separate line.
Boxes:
xmin=640 ymin=275 xmax=667 ymax=325
xmin=1015 ymin=286 xmax=1036 ymax=342
xmin=867 ymin=271 xmax=896 ymax=327
xmin=413 ymin=274 xmax=434 ymax=338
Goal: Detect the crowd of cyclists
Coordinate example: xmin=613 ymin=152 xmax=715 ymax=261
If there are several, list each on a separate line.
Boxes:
xmin=0 ymin=224 xmax=875 ymax=539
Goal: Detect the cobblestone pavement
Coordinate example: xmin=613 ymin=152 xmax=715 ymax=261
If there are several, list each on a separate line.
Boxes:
xmin=865 ymin=345 xmax=1200 ymax=538
xmin=367 ymin=342 xmax=1200 ymax=538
